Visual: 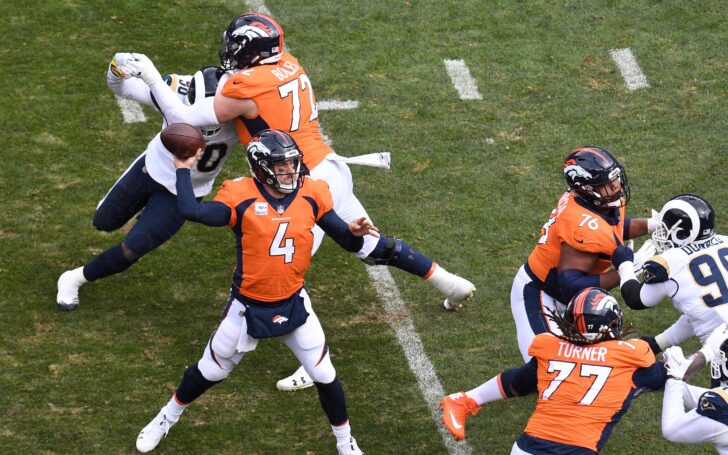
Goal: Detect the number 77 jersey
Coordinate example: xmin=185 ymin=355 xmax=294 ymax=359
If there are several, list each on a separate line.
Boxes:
xmin=221 ymin=52 xmax=333 ymax=171
xmin=524 ymin=333 xmax=655 ymax=453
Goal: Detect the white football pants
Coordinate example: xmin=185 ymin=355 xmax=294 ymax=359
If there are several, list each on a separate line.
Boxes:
xmin=197 ymin=289 xmax=336 ymax=384
xmin=309 ymin=154 xmax=379 ymax=258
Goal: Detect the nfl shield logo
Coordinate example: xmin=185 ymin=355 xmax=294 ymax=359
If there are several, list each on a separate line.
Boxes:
xmin=255 ymin=202 xmax=268 ymax=216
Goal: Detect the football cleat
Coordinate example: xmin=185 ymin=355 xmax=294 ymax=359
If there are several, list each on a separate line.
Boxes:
xmin=440 ymin=392 xmax=480 ymax=441
xmin=427 ymin=265 xmax=476 ymax=310
xmin=56 ymin=267 xmax=87 ymax=310
xmin=136 ymin=407 xmax=177 ymax=453
xmin=276 ymin=365 xmax=314 ymax=391
xmin=337 ymin=436 xmax=364 ymax=455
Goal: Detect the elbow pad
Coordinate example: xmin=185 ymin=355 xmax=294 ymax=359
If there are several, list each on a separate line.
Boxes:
xmin=620 ymin=279 xmax=648 ymax=310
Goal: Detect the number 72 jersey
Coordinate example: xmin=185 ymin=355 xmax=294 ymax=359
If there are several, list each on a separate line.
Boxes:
xmin=221 ymin=52 xmax=333 ymax=171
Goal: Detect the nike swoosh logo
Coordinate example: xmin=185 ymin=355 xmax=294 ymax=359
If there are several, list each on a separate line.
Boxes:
xmin=233 ymin=80 xmax=244 ymax=85
xmin=449 ymin=410 xmax=463 ymax=430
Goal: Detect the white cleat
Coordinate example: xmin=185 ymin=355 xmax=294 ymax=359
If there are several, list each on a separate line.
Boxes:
xmin=427 ymin=265 xmax=476 ymax=311
xmin=337 ymin=436 xmax=364 ymax=455
xmin=136 ymin=407 xmax=176 ymax=453
xmin=56 ymin=267 xmax=87 ymax=310
xmin=276 ymin=365 xmax=314 ymax=391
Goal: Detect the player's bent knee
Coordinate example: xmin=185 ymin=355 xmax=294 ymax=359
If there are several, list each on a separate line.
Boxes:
xmin=92 ymin=211 xmax=120 ymax=232
xmin=308 ymin=352 xmax=336 ymax=384
xmin=120 ymin=242 xmax=140 ymax=263
xmin=197 ymin=355 xmax=233 ymax=382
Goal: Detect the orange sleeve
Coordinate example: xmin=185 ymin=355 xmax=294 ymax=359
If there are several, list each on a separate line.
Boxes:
xmin=611 ymin=339 xmax=656 ymax=368
xmin=222 ymin=68 xmax=275 ymax=101
xmin=306 ymin=178 xmax=334 ymax=222
xmin=212 ymin=179 xmax=240 ymax=228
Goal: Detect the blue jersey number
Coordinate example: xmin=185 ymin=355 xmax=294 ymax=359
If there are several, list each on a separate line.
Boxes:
xmin=196 ymin=143 xmax=228 ymax=173
xmin=689 ymin=247 xmax=728 ymax=307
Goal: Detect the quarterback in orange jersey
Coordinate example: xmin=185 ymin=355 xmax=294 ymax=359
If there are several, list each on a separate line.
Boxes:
xmin=121 ymin=11 xmax=475 ymax=390
xmin=511 ymin=146 xmax=659 ymax=361
xmin=441 ymin=288 xmax=668 ymax=454
xmin=134 ymin=130 xmax=373 ymax=455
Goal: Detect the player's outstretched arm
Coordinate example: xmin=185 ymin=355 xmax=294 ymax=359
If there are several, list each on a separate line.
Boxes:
xmin=317 ymin=211 xmax=368 ymax=253
xmin=107 ymin=52 xmax=155 ymax=106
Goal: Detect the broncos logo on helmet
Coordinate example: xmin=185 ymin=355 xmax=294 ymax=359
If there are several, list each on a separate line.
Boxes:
xmin=563 ymin=146 xmax=630 ymax=209
xmin=549 ymin=287 xmax=626 ymax=345
xmin=246 ymin=129 xmax=302 ymax=194
xmin=219 ymin=13 xmax=284 ymax=70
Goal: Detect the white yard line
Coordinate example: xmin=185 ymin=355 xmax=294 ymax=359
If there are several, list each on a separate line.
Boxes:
xmin=115 ymin=96 xmax=147 ymax=123
xmin=609 ymin=48 xmax=650 ymax=90
xmin=317 ymin=100 xmax=359 ymax=110
xmin=444 ymin=59 xmax=483 ymax=100
xmin=367 ymin=266 xmax=472 ymax=454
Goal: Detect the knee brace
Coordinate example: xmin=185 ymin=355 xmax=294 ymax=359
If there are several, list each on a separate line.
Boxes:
xmin=175 ymin=364 xmax=221 ymax=404
xmin=362 ymin=236 xmax=402 ymax=266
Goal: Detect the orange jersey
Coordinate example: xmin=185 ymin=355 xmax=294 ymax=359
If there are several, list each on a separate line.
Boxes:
xmin=213 ymin=176 xmax=333 ymax=302
xmin=221 ymin=52 xmax=333 ymax=170
xmin=526 ymin=192 xmax=625 ymax=299
xmin=524 ymin=333 xmax=654 ymax=452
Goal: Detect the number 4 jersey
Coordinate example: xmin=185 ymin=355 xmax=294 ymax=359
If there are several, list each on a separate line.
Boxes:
xmin=213 ymin=176 xmax=334 ymax=303
xmin=523 ymin=333 xmax=657 ymax=453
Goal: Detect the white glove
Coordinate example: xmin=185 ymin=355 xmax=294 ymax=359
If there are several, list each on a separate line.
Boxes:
xmin=120 ymin=53 xmax=163 ymax=86
xmin=632 ymin=239 xmax=656 ymax=274
xmin=663 ymin=346 xmax=689 ymax=380
xmin=700 ymin=323 xmax=728 ymax=362
xmin=108 ymin=52 xmax=134 ymax=79
xmin=647 ymin=209 xmax=660 ymax=234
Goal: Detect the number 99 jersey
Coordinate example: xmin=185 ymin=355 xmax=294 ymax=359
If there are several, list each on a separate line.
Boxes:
xmin=145 ymin=72 xmax=240 ymax=197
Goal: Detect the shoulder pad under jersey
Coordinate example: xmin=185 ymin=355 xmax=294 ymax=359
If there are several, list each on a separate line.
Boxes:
xmin=697 ymin=388 xmax=728 ymax=425
xmin=643 ymin=256 xmax=669 ymax=284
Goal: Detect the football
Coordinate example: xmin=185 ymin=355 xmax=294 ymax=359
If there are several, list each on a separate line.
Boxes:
xmin=160 ymin=123 xmax=205 ymax=159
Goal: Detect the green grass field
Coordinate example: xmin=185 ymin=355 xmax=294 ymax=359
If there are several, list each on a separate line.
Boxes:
xmin=2 ymin=1 xmax=727 ymax=453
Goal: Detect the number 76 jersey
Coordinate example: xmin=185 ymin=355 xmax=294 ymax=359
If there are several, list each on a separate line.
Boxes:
xmin=524 ymin=333 xmax=655 ymax=453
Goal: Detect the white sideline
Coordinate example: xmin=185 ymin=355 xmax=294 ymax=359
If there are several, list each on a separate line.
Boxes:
xmin=115 ymin=96 xmax=147 ymax=123
xmin=444 ymin=59 xmax=483 ymax=100
xmin=610 ymin=48 xmax=650 ymax=90
xmin=368 ymin=266 xmax=473 ymax=455
xmin=240 ymin=2 xmax=469 ymax=452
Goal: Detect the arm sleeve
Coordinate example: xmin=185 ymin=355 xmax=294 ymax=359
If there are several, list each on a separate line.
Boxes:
xmin=317 ymin=210 xmax=364 ymax=253
xmin=623 ymin=217 xmax=632 ymax=239
xmin=633 ymin=361 xmax=668 ymax=391
xmin=175 ymin=169 xmax=231 ymax=226
xmin=620 ymin=279 xmax=650 ymax=310
xmin=558 ymin=269 xmax=601 ymax=302
xmin=499 ymin=357 xmax=539 ymax=398
xmin=148 ymin=80 xmax=219 ymax=127
xmin=662 ymin=379 xmax=728 ymax=445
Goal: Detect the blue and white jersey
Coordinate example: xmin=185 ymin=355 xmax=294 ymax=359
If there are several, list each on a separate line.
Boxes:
xmin=109 ymin=71 xmax=239 ymax=197
xmin=640 ymin=235 xmax=728 ymax=344
xmin=663 ymin=379 xmax=728 ymax=454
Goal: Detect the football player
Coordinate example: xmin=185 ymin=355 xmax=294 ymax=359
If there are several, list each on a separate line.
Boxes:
xmin=441 ymin=287 xmax=667 ymax=453
xmin=119 ymin=12 xmax=476 ymax=390
xmin=613 ymin=194 xmax=728 ymax=356
xmin=511 ymin=146 xmax=657 ymax=361
xmin=56 ymin=58 xmax=239 ymax=310
xmin=136 ymin=130 xmax=372 ymax=454
xmin=659 ymin=335 xmax=728 ymax=453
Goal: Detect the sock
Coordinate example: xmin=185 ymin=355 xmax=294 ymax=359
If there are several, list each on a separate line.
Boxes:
xmin=466 ymin=376 xmax=505 ymax=405
xmin=332 ymin=420 xmax=352 ymax=446
xmin=314 ymin=377 xmax=349 ymax=426
xmin=66 ymin=266 xmax=89 ymax=285
xmin=164 ymin=393 xmax=188 ymax=422
xmin=83 ymin=244 xmax=136 ymax=282
xmin=367 ymin=236 xmax=433 ymax=277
